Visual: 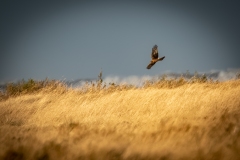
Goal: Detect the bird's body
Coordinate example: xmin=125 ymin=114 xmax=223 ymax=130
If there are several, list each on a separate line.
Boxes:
xmin=146 ymin=45 xmax=165 ymax=69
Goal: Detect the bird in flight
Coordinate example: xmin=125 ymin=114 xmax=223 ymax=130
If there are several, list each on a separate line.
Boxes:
xmin=146 ymin=45 xmax=165 ymax=69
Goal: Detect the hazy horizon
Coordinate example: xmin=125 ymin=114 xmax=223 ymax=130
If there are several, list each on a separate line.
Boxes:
xmin=0 ymin=68 xmax=239 ymax=88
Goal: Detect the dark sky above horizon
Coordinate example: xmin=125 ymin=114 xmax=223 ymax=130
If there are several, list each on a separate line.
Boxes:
xmin=1 ymin=0 xmax=240 ymax=82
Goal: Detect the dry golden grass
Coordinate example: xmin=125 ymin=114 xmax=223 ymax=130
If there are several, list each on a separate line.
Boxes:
xmin=0 ymin=79 xmax=240 ymax=160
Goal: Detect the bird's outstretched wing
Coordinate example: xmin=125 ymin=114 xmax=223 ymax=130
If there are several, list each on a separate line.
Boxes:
xmin=151 ymin=45 xmax=158 ymax=60
xmin=147 ymin=61 xmax=156 ymax=69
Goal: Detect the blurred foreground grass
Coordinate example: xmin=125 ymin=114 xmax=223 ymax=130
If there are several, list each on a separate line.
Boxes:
xmin=0 ymin=75 xmax=240 ymax=160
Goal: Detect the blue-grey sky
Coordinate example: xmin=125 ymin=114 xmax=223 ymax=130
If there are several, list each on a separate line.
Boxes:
xmin=1 ymin=1 xmax=240 ymax=82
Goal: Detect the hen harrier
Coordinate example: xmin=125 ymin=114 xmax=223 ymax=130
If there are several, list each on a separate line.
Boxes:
xmin=146 ymin=45 xmax=165 ymax=69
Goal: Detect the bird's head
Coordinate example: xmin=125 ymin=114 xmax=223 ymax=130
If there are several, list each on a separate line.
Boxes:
xmin=153 ymin=44 xmax=158 ymax=49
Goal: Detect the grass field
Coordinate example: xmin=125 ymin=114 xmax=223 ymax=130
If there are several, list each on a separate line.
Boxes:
xmin=0 ymin=77 xmax=240 ymax=160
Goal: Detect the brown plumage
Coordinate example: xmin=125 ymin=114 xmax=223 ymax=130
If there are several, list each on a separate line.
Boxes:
xmin=146 ymin=45 xmax=165 ymax=69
